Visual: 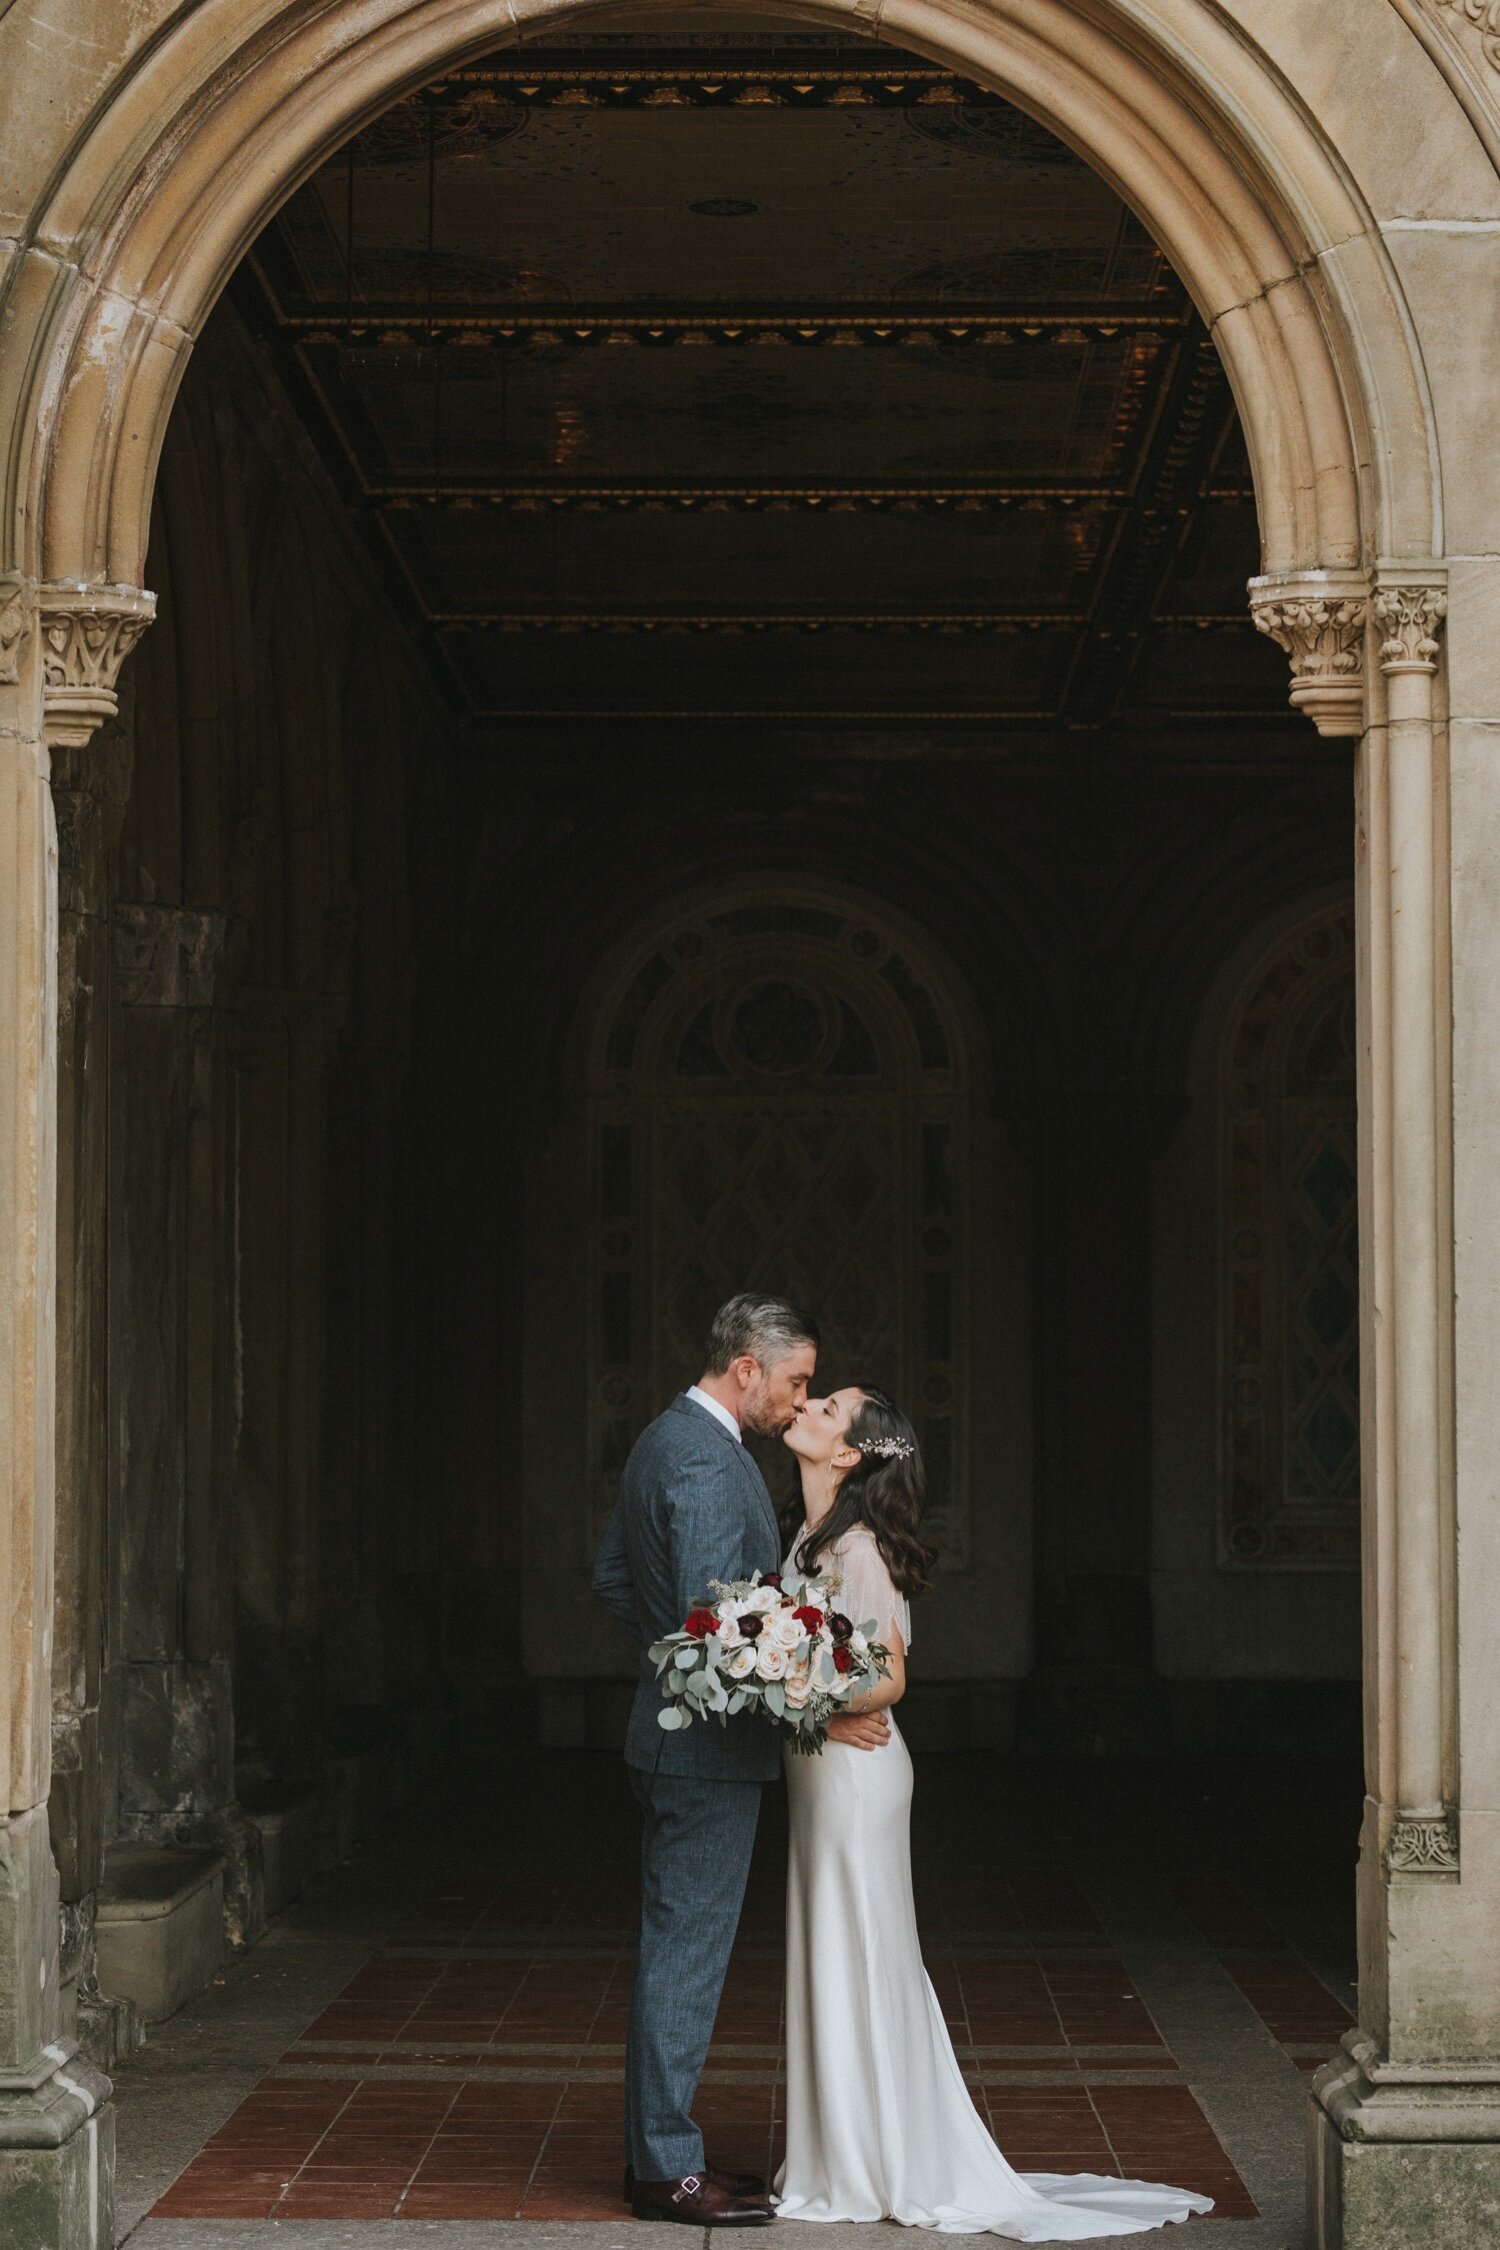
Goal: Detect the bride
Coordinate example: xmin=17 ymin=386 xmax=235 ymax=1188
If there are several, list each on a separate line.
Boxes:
xmin=773 ymin=1387 xmax=1214 ymax=2242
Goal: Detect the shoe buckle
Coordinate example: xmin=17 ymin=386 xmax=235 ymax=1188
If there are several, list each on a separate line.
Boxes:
xmin=673 ymin=2175 xmax=703 ymax=2202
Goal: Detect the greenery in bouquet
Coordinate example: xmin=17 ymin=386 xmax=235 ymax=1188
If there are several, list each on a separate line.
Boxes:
xmin=648 ymin=1569 xmax=891 ymax=1756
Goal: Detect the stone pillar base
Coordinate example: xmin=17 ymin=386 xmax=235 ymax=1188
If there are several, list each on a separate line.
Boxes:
xmin=1312 ymin=2039 xmax=1500 ymax=2247
xmin=76 ymin=1984 xmax=143 ymax=2075
xmin=0 ymin=2076 xmax=114 ymax=2249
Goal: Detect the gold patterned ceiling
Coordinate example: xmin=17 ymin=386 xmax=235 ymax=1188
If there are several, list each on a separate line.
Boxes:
xmin=236 ymin=9 xmax=1292 ymax=736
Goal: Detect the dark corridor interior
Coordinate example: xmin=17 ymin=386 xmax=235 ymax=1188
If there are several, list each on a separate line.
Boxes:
xmin=50 ymin=3 xmax=1362 ymax=2111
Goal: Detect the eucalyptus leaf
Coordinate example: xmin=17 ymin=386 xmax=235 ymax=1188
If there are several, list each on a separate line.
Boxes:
xmin=727 ymin=1689 xmax=748 ymax=1714
xmin=764 ymin=1683 xmax=786 ymax=1720
xmin=667 ymin=1670 xmax=686 ymax=1695
xmin=657 ymin=1705 xmax=686 ymax=1730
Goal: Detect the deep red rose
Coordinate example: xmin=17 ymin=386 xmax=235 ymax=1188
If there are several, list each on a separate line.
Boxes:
xmin=832 ymin=1645 xmax=856 ymax=1674
xmin=761 ymin=1573 xmax=783 ymax=1591
xmin=684 ymin=1608 xmax=718 ymax=1639
xmin=738 ymin=1613 xmax=764 ymax=1639
xmin=792 ymin=1605 xmax=825 ymax=1634
xmin=829 ymin=1611 xmax=854 ymax=1643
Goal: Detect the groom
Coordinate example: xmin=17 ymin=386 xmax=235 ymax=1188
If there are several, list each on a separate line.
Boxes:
xmin=593 ymin=1293 xmax=887 ymax=2225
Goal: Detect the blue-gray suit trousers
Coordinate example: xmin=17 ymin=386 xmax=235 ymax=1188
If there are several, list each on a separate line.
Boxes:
xmin=627 ymin=1766 xmax=765 ymax=2182
xmin=593 ymin=1394 xmax=783 ymax=2181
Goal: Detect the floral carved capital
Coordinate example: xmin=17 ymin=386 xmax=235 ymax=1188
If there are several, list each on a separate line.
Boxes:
xmin=1384 ymin=1810 xmax=1460 ymax=1874
xmin=1248 ymin=571 xmax=1371 ymax=738
xmin=1371 ymin=581 xmax=1447 ymax=676
xmin=0 ymin=575 xmax=32 ymax=685
xmin=39 ymin=583 xmax=156 ymax=749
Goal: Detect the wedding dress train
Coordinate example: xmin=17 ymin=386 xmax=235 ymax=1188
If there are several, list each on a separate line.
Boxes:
xmin=773 ymin=1525 xmax=1213 ymax=2242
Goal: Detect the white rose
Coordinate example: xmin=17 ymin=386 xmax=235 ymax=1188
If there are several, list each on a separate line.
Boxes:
xmin=784 ymin=1670 xmax=813 ymax=1710
xmin=767 ymin=1611 xmax=803 ymax=1651
xmin=849 ymin=1630 xmax=869 ymax=1657
xmin=755 ymin=1641 xmax=790 ymax=1681
xmin=725 ymin=1644 xmax=758 ymax=1680
xmin=742 ymin=1586 xmax=779 ymax=1614
xmin=827 ymin=1668 xmax=854 ymax=1698
xmin=716 ymin=1612 xmax=743 ymax=1648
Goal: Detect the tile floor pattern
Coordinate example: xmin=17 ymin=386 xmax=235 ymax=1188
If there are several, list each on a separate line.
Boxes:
xmin=146 ymin=1757 xmax=1358 ymax=2228
xmin=1170 ymin=1875 xmax=1355 ymax=2073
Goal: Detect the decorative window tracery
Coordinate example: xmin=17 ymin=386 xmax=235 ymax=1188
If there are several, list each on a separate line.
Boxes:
xmin=1220 ymin=902 xmax=1359 ymax=1566
xmin=589 ymin=895 xmax=970 ymax=1565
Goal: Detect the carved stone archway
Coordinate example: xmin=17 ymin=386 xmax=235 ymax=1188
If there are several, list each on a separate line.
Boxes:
xmin=1 ymin=1 xmax=1495 ymax=2244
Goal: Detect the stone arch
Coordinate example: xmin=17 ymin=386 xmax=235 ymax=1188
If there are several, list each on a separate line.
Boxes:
xmin=0 ymin=0 xmax=1444 ymax=612
xmin=0 ymin=5 xmax=1492 ymax=2241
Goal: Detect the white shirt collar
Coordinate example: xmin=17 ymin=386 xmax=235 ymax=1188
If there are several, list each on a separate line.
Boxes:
xmin=685 ymin=1384 xmax=742 ymax=1443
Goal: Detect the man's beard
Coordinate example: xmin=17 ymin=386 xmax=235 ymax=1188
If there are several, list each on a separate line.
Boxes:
xmin=743 ymin=1394 xmax=792 ymax=1438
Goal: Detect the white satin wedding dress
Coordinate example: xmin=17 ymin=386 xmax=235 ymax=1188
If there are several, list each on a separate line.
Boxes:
xmin=773 ymin=1523 xmax=1213 ymax=2242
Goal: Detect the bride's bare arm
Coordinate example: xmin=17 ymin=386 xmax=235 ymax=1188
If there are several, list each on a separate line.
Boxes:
xmin=840 ymin=1627 xmax=906 ymax=1716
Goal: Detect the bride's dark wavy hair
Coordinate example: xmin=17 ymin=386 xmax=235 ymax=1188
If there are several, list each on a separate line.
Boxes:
xmin=779 ymin=1387 xmax=938 ymax=1599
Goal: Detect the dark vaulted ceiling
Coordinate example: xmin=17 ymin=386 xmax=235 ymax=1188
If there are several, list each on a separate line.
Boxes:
xmin=232 ymin=8 xmax=1301 ymax=749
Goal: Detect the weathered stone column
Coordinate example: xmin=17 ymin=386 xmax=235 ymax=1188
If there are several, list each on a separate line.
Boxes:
xmin=49 ymin=686 xmax=139 ymax=2073
xmin=1366 ymin=577 xmax=1455 ymax=1899
xmin=1257 ymin=566 xmax=1500 ymax=2246
xmin=108 ymin=899 xmax=266 ymax=1949
xmin=0 ymin=580 xmax=147 ymax=2249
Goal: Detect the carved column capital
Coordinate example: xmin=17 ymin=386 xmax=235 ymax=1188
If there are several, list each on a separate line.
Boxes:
xmin=38 ymin=582 xmax=156 ymax=749
xmin=1247 ymin=570 xmax=1371 ymax=737
xmin=1385 ymin=1809 xmax=1460 ymax=1874
xmin=113 ymin=904 xmax=227 ymax=1008
xmin=0 ymin=573 xmax=33 ymax=684
xmin=1372 ymin=576 xmax=1448 ymax=676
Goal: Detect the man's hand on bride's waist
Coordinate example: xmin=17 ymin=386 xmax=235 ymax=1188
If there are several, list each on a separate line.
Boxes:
xmin=824 ymin=1712 xmax=890 ymax=1751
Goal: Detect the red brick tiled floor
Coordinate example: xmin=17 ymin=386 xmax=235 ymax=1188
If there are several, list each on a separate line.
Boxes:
xmin=150 ymin=1757 xmax=1356 ymax=2226
xmin=1171 ymin=1874 xmax=1355 ymax=2072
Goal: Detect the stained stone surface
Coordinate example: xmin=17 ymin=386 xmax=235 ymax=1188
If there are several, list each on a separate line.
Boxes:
xmin=1318 ymin=2137 xmax=1500 ymax=2250
xmin=0 ymin=2112 xmax=114 ymax=2250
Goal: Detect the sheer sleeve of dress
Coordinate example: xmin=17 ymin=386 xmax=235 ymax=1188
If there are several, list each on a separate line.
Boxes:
xmin=831 ymin=1527 xmax=911 ymax=1651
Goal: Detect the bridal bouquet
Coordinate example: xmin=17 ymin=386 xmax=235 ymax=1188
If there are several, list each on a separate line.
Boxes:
xmin=649 ymin=1570 xmax=891 ymax=1756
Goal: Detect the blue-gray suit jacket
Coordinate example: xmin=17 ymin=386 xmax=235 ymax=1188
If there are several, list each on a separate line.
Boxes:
xmin=592 ymin=1394 xmax=783 ymax=1781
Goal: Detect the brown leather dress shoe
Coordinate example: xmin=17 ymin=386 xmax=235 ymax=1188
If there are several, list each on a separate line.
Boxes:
xmin=630 ymin=2171 xmax=772 ymax=2225
xmin=624 ymin=2163 xmax=768 ymax=2203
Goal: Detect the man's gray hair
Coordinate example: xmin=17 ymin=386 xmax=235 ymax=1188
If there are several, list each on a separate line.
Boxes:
xmin=703 ymin=1292 xmax=820 ymax=1376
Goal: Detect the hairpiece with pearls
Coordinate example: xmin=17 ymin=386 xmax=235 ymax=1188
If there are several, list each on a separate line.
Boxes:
xmin=862 ymin=1436 xmax=915 ymax=1461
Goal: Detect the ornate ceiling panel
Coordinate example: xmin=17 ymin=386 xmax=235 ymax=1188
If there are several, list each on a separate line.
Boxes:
xmin=232 ymin=13 xmax=1294 ymax=736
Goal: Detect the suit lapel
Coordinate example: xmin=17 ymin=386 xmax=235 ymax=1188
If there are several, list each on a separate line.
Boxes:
xmin=734 ymin=1440 xmax=781 ymax=1554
